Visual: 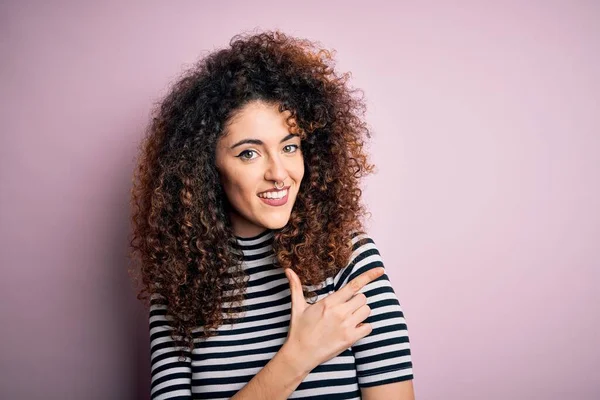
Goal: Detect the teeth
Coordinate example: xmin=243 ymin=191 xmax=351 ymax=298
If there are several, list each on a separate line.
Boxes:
xmin=259 ymin=189 xmax=288 ymax=199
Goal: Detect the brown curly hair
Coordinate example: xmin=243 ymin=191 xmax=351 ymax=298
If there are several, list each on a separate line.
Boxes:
xmin=128 ymin=30 xmax=375 ymax=352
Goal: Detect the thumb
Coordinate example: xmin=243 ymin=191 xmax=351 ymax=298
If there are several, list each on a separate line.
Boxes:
xmin=284 ymin=268 xmax=307 ymax=311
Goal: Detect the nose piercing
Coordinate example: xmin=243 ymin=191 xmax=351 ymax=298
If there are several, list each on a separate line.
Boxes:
xmin=274 ymin=181 xmax=285 ymax=189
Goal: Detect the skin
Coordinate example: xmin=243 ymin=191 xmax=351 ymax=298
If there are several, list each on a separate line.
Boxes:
xmin=216 ymin=100 xmax=415 ymax=399
xmin=215 ymin=100 xmax=304 ymax=238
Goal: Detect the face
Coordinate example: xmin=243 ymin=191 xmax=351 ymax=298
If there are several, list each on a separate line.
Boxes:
xmin=215 ymin=101 xmax=305 ymax=238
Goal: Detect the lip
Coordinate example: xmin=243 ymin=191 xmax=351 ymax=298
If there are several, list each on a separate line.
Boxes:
xmin=257 ymin=187 xmax=290 ymax=207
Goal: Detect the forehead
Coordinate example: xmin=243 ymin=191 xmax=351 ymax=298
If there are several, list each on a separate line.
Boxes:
xmin=221 ymin=101 xmax=293 ymax=143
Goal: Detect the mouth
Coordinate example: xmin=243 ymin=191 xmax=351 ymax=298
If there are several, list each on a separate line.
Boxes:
xmin=257 ymin=186 xmax=290 ymax=207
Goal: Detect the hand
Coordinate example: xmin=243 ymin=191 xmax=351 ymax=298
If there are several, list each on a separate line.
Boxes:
xmin=281 ymin=266 xmax=385 ymax=373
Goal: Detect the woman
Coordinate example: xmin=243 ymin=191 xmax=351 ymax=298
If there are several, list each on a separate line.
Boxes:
xmin=129 ymin=30 xmax=415 ymax=399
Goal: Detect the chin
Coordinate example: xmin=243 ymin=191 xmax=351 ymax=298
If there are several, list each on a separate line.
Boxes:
xmin=264 ymin=219 xmax=290 ymax=230
xmin=261 ymin=213 xmax=292 ymax=230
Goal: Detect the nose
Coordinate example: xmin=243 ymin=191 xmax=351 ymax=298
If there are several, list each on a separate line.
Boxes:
xmin=264 ymin=154 xmax=288 ymax=184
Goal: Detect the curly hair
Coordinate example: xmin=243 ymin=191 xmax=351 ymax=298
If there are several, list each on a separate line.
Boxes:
xmin=128 ymin=30 xmax=375 ymax=353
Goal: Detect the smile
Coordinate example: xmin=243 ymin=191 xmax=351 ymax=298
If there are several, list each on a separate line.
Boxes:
xmin=257 ymin=188 xmax=288 ymax=199
xmin=257 ymin=188 xmax=289 ymax=206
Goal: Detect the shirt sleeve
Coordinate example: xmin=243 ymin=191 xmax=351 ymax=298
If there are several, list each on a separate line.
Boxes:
xmin=149 ymin=294 xmax=193 ymax=400
xmin=334 ymin=232 xmax=414 ymax=388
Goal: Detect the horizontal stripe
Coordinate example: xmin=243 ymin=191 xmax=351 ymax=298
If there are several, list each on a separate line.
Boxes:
xmin=150 ymin=231 xmax=413 ymax=399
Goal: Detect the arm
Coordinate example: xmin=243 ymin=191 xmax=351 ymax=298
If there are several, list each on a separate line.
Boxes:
xmin=230 ymin=343 xmax=310 ymax=400
xmin=149 ymin=295 xmax=192 ymax=400
xmin=339 ymin=233 xmax=415 ymax=399
xmin=232 ymin=258 xmax=386 ymax=399
xmin=149 ymin=264 xmax=384 ymax=400
xmin=151 ymin=295 xmax=309 ymax=400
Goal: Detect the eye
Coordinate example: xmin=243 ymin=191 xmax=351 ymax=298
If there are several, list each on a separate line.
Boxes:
xmin=283 ymin=144 xmax=300 ymax=154
xmin=236 ymin=149 xmax=258 ymax=161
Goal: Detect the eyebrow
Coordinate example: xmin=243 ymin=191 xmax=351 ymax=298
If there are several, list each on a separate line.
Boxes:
xmin=230 ymin=133 xmax=299 ymax=149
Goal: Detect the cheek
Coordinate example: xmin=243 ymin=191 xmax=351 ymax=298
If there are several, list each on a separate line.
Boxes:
xmin=226 ymin=180 xmax=249 ymax=198
xmin=222 ymin=169 xmax=258 ymax=201
xmin=218 ymin=168 xmax=243 ymax=201
xmin=294 ymin=158 xmax=305 ymax=180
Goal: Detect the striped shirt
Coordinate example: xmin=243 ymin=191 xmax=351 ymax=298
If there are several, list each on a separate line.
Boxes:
xmin=149 ymin=230 xmax=413 ymax=399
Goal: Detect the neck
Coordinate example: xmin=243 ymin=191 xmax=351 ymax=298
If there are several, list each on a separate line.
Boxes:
xmin=229 ymin=212 xmax=269 ymax=239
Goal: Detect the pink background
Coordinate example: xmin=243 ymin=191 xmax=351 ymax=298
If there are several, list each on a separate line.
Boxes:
xmin=1 ymin=1 xmax=598 ymax=399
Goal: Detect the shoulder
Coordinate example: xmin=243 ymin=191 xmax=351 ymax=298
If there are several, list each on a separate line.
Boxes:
xmin=333 ymin=231 xmax=385 ymax=290
xmin=348 ymin=230 xmax=384 ymax=272
xmin=349 ymin=231 xmax=380 ymax=258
